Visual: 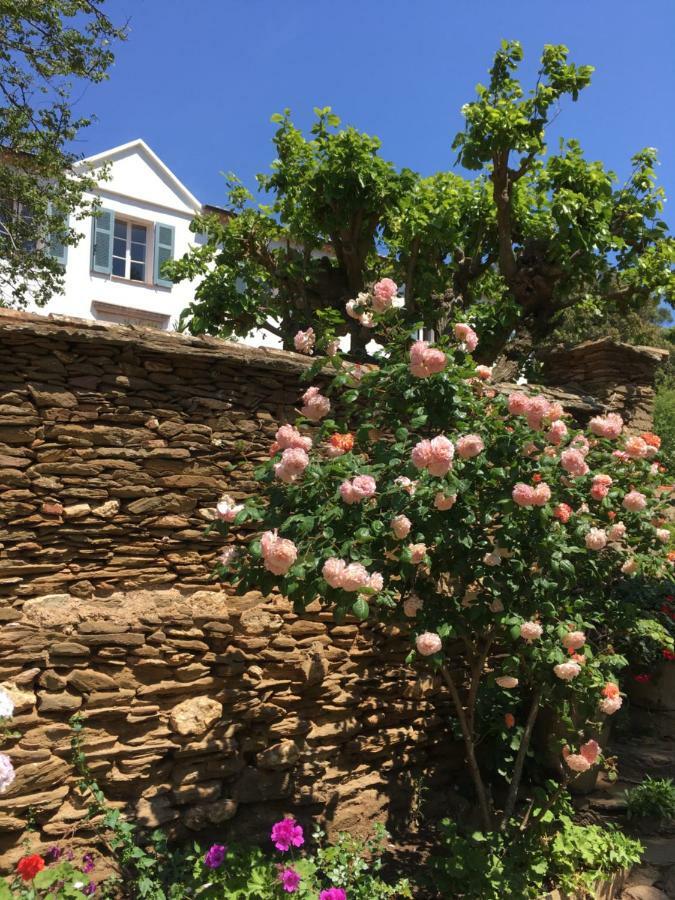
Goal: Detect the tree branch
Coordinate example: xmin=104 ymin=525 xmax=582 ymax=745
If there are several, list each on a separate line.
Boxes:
xmin=500 ymin=685 xmax=543 ymax=828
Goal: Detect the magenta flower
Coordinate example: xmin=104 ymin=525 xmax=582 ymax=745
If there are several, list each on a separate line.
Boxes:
xmin=271 ymin=817 xmax=304 ymax=852
xmin=204 ymin=844 xmax=227 ymax=869
xmin=82 ymin=854 xmax=94 ymax=874
xmin=320 ymin=889 xmax=347 ymax=900
xmin=278 ymin=866 xmax=302 ymax=893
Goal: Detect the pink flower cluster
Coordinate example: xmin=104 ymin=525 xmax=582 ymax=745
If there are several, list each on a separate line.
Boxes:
xmin=562 ymin=630 xmax=586 ymax=650
xmin=585 ymin=528 xmax=607 ymax=551
xmin=300 ymin=386 xmax=331 ymax=422
xmin=547 ymin=420 xmax=568 ymax=445
xmin=475 ymin=365 xmax=492 ymax=380
xmin=391 ymin=515 xmax=412 ymax=539
xmin=589 ymin=413 xmax=623 ymax=439
xmin=454 ymin=322 xmax=478 ymax=352
xmin=293 ymin=327 xmax=316 ymax=355
xmin=409 ymin=340 xmax=447 ymax=378
xmin=560 ymin=448 xmax=590 ymax=478
xmin=563 ymin=739 xmax=600 ymax=773
xmin=456 ymin=434 xmax=484 ymax=459
xmin=625 ymin=435 xmax=650 ymax=459
xmin=215 ymin=495 xmax=244 ymax=522
xmin=608 ymin=521 xmax=626 ymax=541
xmin=411 ymin=435 xmax=454 ymax=476
xmin=271 ymin=817 xmax=304 ymax=852
xmin=599 ymin=682 xmax=622 ymax=715
xmin=339 ymin=475 xmax=376 ymax=504
xmin=322 ymin=558 xmax=382 ymax=593
xmin=590 ymin=473 xmax=612 ymax=501
xmin=512 ymin=481 xmax=551 ymax=507
xmin=553 ymin=503 xmax=573 ymax=524
xmin=416 ymin=632 xmax=442 ymax=656
xmin=508 ymin=392 xmax=563 ymax=430
xmin=274 ymin=448 xmax=310 ymax=483
xmin=276 ymin=424 xmax=312 ymax=452
xmin=553 ymin=661 xmax=581 ymax=681
xmin=434 ymin=492 xmax=457 ymax=511
xmin=520 ymin=621 xmax=543 ymax=643
xmin=408 ymin=543 xmax=427 ymax=564
xmin=622 ymin=490 xmax=647 ymax=512
xmin=372 ymin=277 xmax=398 ymax=312
xmin=346 ymin=278 xmax=398 ymax=326
xmin=261 ymin=530 xmax=298 ymax=576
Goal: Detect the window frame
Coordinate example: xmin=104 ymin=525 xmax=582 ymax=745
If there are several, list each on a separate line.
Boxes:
xmin=111 ymin=215 xmax=152 ymax=284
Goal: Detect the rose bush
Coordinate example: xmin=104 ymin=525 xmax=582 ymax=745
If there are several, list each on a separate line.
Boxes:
xmin=215 ymin=290 xmax=672 ymax=838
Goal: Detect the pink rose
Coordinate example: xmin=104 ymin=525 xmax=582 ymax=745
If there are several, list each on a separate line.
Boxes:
xmin=215 ymin=495 xmax=244 ymax=522
xmin=275 ymin=447 xmax=309 ymax=482
xmin=599 ymin=695 xmax=623 ymax=715
xmin=562 ymin=631 xmax=586 ymax=650
xmin=454 ymin=322 xmax=478 ymax=352
xmin=475 ymin=365 xmax=492 ymax=380
xmin=621 ymin=557 xmax=638 ymax=574
xmin=656 ymin=528 xmax=670 ymax=543
xmin=372 ymin=277 xmax=397 ymax=311
xmin=560 ymin=448 xmax=590 ymax=477
xmin=411 ymin=439 xmax=432 ymax=470
xmin=409 ymin=340 xmax=447 ymax=378
xmin=339 ymin=474 xmax=376 ymax=504
xmin=590 ymin=473 xmax=612 ymax=501
xmin=508 ymin=392 xmax=530 ymax=416
xmin=294 ymin=327 xmax=315 ymax=355
xmin=496 ymin=676 xmax=519 ymax=689
xmin=403 ymin=592 xmax=423 ymax=617
xmin=608 ymin=521 xmax=626 ymax=541
xmin=625 ymin=435 xmax=649 ymax=459
xmin=416 ymin=632 xmax=442 ymax=656
xmin=553 ymin=503 xmax=573 ymax=524
xmin=395 ymin=476 xmax=417 ymax=495
xmin=526 ymin=395 xmax=551 ymax=430
xmin=408 ymin=543 xmax=427 ymax=564
xmin=547 ymin=420 xmax=568 ymax=445
xmin=520 ymin=621 xmax=543 ymax=643
xmin=532 ymin=482 xmax=551 ymax=507
xmin=391 ymin=515 xmax=412 ymax=539
xmin=301 ymin=386 xmax=331 ymax=422
xmin=613 ymin=450 xmax=630 ymax=462
xmin=340 ymin=562 xmax=371 ymax=592
xmin=563 ymin=751 xmax=591 ymax=773
xmin=368 ymin=572 xmax=384 ymax=592
xmin=276 ymin=424 xmax=312 ymax=452
xmin=434 ymin=492 xmax=457 ymax=511
xmin=585 ymin=528 xmax=607 ymax=551
xmin=579 ymin=739 xmax=600 ymax=765
xmin=322 ymin=557 xmax=346 ymax=589
xmin=589 ymin=413 xmax=623 ymax=439
xmin=261 ymin=530 xmax=298 ymax=575
xmin=428 ymin=435 xmax=455 ymax=475
xmin=512 ymin=483 xmax=536 ymax=507
xmin=571 ymin=435 xmax=590 ymax=457
xmin=622 ymin=490 xmax=647 ymax=512
xmin=554 ymin=662 xmax=581 ymax=681
xmin=456 ymin=434 xmax=484 ymax=459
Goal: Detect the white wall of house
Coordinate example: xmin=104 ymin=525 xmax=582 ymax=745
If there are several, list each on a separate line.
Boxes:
xmin=29 ymin=140 xmax=204 ymax=330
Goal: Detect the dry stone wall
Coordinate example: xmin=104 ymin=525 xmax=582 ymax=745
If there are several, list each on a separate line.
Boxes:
xmin=0 ymin=310 xmax=666 ymax=867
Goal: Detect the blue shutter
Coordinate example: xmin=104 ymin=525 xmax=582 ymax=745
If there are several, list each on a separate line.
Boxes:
xmin=48 ymin=202 xmax=68 ymax=267
xmin=154 ymin=223 xmax=174 ymax=287
xmin=91 ymin=207 xmax=114 ymax=274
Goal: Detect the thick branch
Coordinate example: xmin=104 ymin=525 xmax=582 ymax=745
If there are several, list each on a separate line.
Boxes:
xmin=500 ymin=685 xmax=543 ymax=828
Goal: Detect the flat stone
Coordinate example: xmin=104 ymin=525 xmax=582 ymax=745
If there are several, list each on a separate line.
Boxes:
xmin=642 ymin=837 xmax=675 ymax=867
xmin=169 ymin=696 xmax=222 ymax=737
xmin=622 ymin=887 xmax=669 ymax=900
xmin=256 ymin=740 xmax=300 ymax=770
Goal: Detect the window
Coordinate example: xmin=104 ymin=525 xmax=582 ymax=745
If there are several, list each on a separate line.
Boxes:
xmin=112 ymin=218 xmax=148 ymax=282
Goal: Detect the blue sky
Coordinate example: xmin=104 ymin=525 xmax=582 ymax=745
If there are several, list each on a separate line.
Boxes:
xmin=80 ymin=0 xmax=675 ymax=223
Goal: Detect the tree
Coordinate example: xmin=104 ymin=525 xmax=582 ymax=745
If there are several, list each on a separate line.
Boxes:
xmin=0 ymin=1 xmax=125 ymax=308
xmin=212 ymin=306 xmax=672 ymax=895
xmin=172 ymin=43 xmax=674 ymax=364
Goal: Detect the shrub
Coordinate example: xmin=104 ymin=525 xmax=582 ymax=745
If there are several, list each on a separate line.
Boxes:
xmin=626 ymin=777 xmax=675 ymax=823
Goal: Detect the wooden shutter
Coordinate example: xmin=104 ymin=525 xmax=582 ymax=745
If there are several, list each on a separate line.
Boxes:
xmin=48 ymin=202 xmax=68 ymax=266
xmin=154 ymin=223 xmax=174 ymax=287
xmin=91 ymin=207 xmax=114 ymax=274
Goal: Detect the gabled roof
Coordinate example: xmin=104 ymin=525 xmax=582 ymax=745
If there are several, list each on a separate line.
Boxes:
xmin=79 ymin=139 xmax=202 ymax=213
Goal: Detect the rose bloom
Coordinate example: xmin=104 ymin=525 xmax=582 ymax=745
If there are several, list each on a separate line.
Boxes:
xmin=368 ymin=572 xmax=384 ymax=592
xmin=416 ymin=632 xmax=442 ymax=656
xmin=589 ymin=412 xmax=624 ymax=439
xmin=434 ymin=492 xmax=457 ymax=511
xmin=454 ymin=322 xmax=478 ymax=351
xmin=656 ymin=528 xmax=671 ymax=544
xmin=351 ymin=475 xmax=376 ymax=501
xmin=391 ymin=515 xmax=412 ymax=539
xmin=261 ymin=530 xmax=298 ymax=576
xmin=532 ymin=482 xmax=551 ymax=507
xmin=276 ymin=424 xmax=312 ymax=452
xmin=340 ymin=563 xmax=371 ymax=592
xmin=276 ymin=447 xmax=309 ymax=477
xmin=322 ymin=557 xmax=346 ymax=589
xmin=622 ymin=490 xmax=647 ymax=512
xmin=641 ymin=431 xmax=661 ymax=449
xmin=563 ymin=751 xmax=592 ymax=773
xmin=476 ymin=365 xmax=492 ymax=380
xmin=428 ymin=435 xmax=455 ymax=475
xmin=0 ymin=753 xmax=15 ymax=794
xmin=271 ymin=817 xmax=304 ymax=852
xmin=599 ymin=695 xmax=623 ymax=715
xmin=590 ymin=473 xmax=613 ymax=501
xmin=512 ymin=483 xmax=536 ymax=507
xmin=625 ymin=435 xmax=649 ymax=460
xmin=300 ymin=386 xmax=331 ymax=422
xmin=525 ymin=395 xmax=552 ymax=430
xmin=520 ymin=621 xmax=543 ymax=643
xmin=554 ymin=661 xmax=582 ymax=681
xmin=496 ymin=676 xmax=519 ymax=689
xmin=293 ymin=327 xmax=315 ymax=355
xmin=585 ymin=528 xmax=607 ymax=551
xmin=326 ymin=433 xmax=354 ymax=457
xmin=16 ymin=855 xmax=45 ymax=882
xmin=621 ymin=557 xmax=639 ymax=575
xmin=408 ymin=543 xmax=427 ymax=564
xmin=561 ymin=448 xmax=590 ymax=477
xmin=215 ymin=495 xmax=244 ymax=522
xmin=409 ymin=340 xmax=447 ymax=378
xmin=562 ymin=630 xmax=586 ymax=650
xmin=279 ymin=867 xmax=302 ymax=893
xmin=371 ymin=277 xmax=397 ymax=311
xmin=553 ymin=503 xmax=573 ymax=524
xmin=395 ymin=476 xmax=417 ymax=495
xmin=504 ymin=713 xmax=516 ymax=729
xmin=403 ymin=592 xmax=423 ymax=617
xmin=602 ymin=682 xmax=620 ymax=699
xmin=456 ymin=434 xmax=484 ymax=459
xmin=508 ymin=392 xmax=530 ymax=416
xmin=547 ymin=420 xmax=568 ymax=445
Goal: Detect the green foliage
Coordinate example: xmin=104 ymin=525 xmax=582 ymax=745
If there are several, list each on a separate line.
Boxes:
xmin=626 ymin=777 xmax=675 ymax=822
xmin=173 ymin=42 xmax=674 ymax=363
xmin=0 ymin=1 xmax=125 ymax=307
xmin=0 ymin=861 xmax=94 ymax=899
xmin=654 ymin=373 xmax=675 ymax=472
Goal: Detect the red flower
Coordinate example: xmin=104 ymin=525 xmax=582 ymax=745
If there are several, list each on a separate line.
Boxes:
xmin=663 ymin=649 xmax=675 ymax=662
xmin=330 ymin=432 xmax=354 ymax=453
xmin=17 ymin=855 xmax=45 ymax=882
xmin=532 ymin=473 xmax=542 ymax=484
xmin=633 ymin=673 xmax=652 ymax=684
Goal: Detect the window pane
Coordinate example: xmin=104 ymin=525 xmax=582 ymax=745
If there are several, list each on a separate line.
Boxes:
xmin=131 ymin=223 xmax=147 ymax=244
xmin=130 ymin=241 xmax=146 ymax=262
xmin=112 ymin=256 xmax=125 ymax=277
xmin=114 ymin=218 xmax=127 ymax=238
xmin=113 ymin=237 xmax=126 ymax=257
xmin=129 ymin=261 xmax=145 ymax=282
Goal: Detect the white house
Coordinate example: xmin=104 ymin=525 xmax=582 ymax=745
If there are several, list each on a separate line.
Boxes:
xmin=30 ymin=139 xmax=204 ymax=330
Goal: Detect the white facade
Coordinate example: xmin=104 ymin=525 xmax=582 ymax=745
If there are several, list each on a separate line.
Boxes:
xmin=30 ymin=140 xmax=203 ymax=330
